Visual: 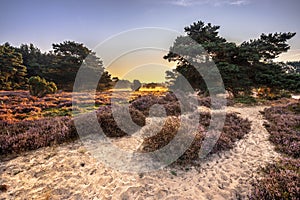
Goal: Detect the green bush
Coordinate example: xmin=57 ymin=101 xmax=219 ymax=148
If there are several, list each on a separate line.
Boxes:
xmin=28 ymin=76 xmax=57 ymax=97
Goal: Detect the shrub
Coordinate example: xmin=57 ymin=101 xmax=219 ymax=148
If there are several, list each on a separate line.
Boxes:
xmin=130 ymin=92 xmax=231 ymax=118
xmin=250 ymin=158 xmax=300 ymax=200
xmin=42 ymin=107 xmax=72 ymax=117
xmin=141 ymin=116 xmax=181 ymax=152
xmin=211 ymin=113 xmax=251 ymax=154
xmin=0 ymin=117 xmax=77 ymax=155
xmin=28 ymin=76 xmax=57 ymax=97
xmin=263 ymin=102 xmax=300 ymax=158
xmin=257 ymin=87 xmax=292 ymax=100
xmin=130 ymin=95 xmax=160 ymax=116
xmin=96 ymin=105 xmax=146 ymax=137
xmin=288 ymin=102 xmax=300 ymax=114
xmin=140 ymin=111 xmax=251 ymax=163
xmin=251 ymin=101 xmax=300 ymax=200
xmin=130 ymin=92 xmax=200 ymax=117
xmin=12 ymin=105 xmax=42 ymax=114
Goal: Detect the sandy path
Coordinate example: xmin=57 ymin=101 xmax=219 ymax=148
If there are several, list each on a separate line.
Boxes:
xmin=0 ymin=106 xmax=281 ymax=200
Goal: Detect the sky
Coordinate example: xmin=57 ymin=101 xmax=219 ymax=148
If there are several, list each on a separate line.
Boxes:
xmin=1 ymin=0 xmax=300 ymax=82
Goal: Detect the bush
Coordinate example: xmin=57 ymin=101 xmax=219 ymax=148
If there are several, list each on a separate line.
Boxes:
xmin=130 ymin=92 xmax=202 ymax=117
xmin=0 ymin=116 xmax=77 ymax=155
xmin=251 ymin=101 xmax=300 ymax=199
xmin=130 ymin=92 xmax=231 ymax=118
xmin=211 ymin=113 xmax=251 ymax=154
xmin=96 ymin=105 xmax=146 ymax=137
xmin=140 ymin=111 xmax=251 ymax=163
xmin=28 ymin=76 xmax=57 ymax=97
xmin=263 ymin=102 xmax=300 ymax=158
xmin=250 ymin=158 xmax=300 ymax=200
xmin=140 ymin=116 xmax=181 ymax=152
xmin=130 ymin=95 xmax=159 ymax=116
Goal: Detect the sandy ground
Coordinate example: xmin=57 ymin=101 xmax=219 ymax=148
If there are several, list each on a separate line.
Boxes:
xmin=0 ymin=106 xmax=281 ymax=200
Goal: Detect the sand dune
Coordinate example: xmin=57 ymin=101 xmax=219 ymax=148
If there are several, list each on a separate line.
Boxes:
xmin=0 ymin=106 xmax=281 ymax=200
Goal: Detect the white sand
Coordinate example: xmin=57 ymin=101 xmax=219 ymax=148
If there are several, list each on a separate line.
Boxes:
xmin=0 ymin=106 xmax=281 ymax=200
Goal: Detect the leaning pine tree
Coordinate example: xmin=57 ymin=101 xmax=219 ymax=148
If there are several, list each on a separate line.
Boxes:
xmin=164 ymin=21 xmax=299 ymax=97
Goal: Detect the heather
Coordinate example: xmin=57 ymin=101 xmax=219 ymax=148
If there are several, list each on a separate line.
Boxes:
xmin=0 ymin=90 xmax=165 ymax=122
xmin=250 ymin=101 xmax=300 ymax=199
xmin=2 ymin=89 xmax=300 ymax=200
xmin=140 ymin=111 xmax=251 ymax=164
xmin=250 ymin=158 xmax=300 ymax=200
xmin=0 ymin=116 xmax=77 ymax=155
xmin=130 ymin=92 xmax=229 ymax=117
xmin=0 ymin=90 xmax=252 ymax=161
xmin=96 ymin=105 xmax=146 ymax=137
xmin=262 ymin=101 xmax=300 ymax=158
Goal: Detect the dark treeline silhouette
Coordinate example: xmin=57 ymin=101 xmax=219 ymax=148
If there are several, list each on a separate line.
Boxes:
xmin=143 ymin=82 xmax=165 ymax=89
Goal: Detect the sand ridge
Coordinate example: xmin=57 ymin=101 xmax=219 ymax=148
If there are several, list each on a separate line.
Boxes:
xmin=0 ymin=106 xmax=281 ymax=200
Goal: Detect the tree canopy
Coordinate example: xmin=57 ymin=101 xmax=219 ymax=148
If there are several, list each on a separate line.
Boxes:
xmin=164 ymin=21 xmax=299 ymax=97
xmin=3 ymin=41 xmax=114 ymax=91
xmin=131 ymin=80 xmax=142 ymax=91
xmin=287 ymin=61 xmax=300 ymax=73
xmin=42 ymin=41 xmax=111 ymax=90
xmin=28 ymin=76 xmax=57 ymax=97
xmin=0 ymin=43 xmax=27 ymax=90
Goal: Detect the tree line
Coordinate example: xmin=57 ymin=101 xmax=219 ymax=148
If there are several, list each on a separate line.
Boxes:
xmin=1 ymin=20 xmax=299 ymax=98
xmin=0 ymin=41 xmax=114 ymax=92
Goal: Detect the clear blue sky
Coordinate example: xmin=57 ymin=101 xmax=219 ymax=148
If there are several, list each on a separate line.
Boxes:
xmin=1 ymin=0 xmax=300 ymax=81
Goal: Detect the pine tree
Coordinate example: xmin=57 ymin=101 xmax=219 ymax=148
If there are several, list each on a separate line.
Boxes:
xmin=164 ymin=21 xmax=297 ymax=97
xmin=0 ymin=43 xmax=27 ymax=90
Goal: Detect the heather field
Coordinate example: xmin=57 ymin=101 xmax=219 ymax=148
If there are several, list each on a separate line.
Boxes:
xmin=0 ymin=90 xmax=166 ymax=122
xmin=0 ymin=90 xmax=299 ymax=199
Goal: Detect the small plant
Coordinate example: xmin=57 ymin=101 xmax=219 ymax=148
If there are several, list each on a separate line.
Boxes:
xmin=28 ymin=76 xmax=57 ymax=97
xmin=170 ymin=170 xmax=177 ymax=176
xmin=257 ymin=87 xmax=292 ymax=100
xmin=42 ymin=107 xmax=71 ymax=117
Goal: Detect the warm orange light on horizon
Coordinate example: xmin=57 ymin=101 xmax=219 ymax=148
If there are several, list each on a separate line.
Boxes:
xmin=105 ymin=49 xmax=176 ymax=83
